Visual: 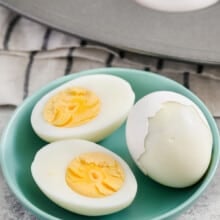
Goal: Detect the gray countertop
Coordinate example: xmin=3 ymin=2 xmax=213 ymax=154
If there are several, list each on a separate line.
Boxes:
xmin=0 ymin=107 xmax=220 ymax=220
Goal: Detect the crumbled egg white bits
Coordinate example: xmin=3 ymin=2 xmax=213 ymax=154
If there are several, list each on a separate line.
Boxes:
xmin=126 ymin=91 xmax=213 ymax=188
xmin=31 ymin=139 xmax=137 ymax=216
xmin=135 ymin=0 xmax=218 ymax=12
xmin=31 ymin=74 xmax=135 ymax=142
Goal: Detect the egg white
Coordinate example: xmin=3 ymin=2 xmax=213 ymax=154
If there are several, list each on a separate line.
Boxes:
xmin=31 ymin=139 xmax=137 ymax=216
xmin=31 ymin=74 xmax=135 ymax=143
xmin=126 ymin=91 xmax=213 ymax=187
xmin=135 ymin=0 xmax=218 ymax=12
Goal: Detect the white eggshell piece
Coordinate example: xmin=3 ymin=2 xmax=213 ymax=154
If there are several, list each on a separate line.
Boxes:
xmin=126 ymin=91 xmax=209 ymax=161
xmin=126 ymin=91 xmax=213 ymax=187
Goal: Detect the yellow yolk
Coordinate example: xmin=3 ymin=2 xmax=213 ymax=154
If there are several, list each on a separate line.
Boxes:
xmin=43 ymin=87 xmax=101 ymax=127
xmin=65 ymin=152 xmax=125 ymax=198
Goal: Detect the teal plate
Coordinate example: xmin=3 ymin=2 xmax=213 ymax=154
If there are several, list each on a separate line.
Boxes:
xmin=1 ymin=68 xmax=220 ymax=220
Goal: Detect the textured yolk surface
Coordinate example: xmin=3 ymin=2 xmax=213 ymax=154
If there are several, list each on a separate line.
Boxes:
xmin=65 ymin=152 xmax=125 ymax=198
xmin=43 ymin=87 xmax=101 ymax=127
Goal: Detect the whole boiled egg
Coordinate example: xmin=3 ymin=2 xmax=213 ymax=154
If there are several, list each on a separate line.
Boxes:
xmin=31 ymin=74 xmax=135 ymax=142
xmin=31 ymin=139 xmax=137 ymax=216
xmin=126 ymin=91 xmax=213 ymax=188
xmin=135 ymin=0 xmax=218 ymax=12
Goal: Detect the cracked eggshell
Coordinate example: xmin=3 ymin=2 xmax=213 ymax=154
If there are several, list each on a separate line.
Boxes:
xmin=125 ymin=91 xmax=213 ymax=187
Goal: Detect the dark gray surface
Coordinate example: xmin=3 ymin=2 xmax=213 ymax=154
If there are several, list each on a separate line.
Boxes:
xmin=1 ymin=0 xmax=220 ymax=64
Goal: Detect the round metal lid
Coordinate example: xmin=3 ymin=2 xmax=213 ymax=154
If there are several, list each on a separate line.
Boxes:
xmin=1 ymin=0 xmax=220 ymax=64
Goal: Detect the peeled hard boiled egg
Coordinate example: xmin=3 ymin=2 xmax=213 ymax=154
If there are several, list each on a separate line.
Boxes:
xmin=31 ymin=74 xmax=135 ymax=142
xmin=126 ymin=91 xmax=213 ymax=188
xmin=31 ymin=139 xmax=137 ymax=216
xmin=135 ymin=0 xmax=218 ymax=12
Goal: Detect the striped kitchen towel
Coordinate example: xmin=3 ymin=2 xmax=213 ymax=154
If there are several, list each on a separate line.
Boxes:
xmin=0 ymin=5 xmax=219 ymax=117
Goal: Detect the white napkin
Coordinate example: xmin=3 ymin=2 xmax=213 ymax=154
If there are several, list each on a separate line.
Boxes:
xmin=0 ymin=6 xmax=219 ymax=117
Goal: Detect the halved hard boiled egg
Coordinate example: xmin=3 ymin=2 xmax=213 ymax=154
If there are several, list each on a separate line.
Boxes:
xmin=126 ymin=91 xmax=213 ymax=188
xmin=31 ymin=139 xmax=137 ymax=216
xmin=31 ymin=74 xmax=135 ymax=142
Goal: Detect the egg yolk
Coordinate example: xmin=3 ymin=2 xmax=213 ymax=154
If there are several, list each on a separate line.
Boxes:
xmin=43 ymin=87 xmax=101 ymax=127
xmin=65 ymin=152 xmax=125 ymax=198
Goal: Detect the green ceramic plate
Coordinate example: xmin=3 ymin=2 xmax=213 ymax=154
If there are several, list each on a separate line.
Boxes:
xmin=1 ymin=68 xmax=219 ymax=220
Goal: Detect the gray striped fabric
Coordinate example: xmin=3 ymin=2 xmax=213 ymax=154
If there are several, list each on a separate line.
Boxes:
xmin=0 ymin=5 xmax=219 ymax=117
